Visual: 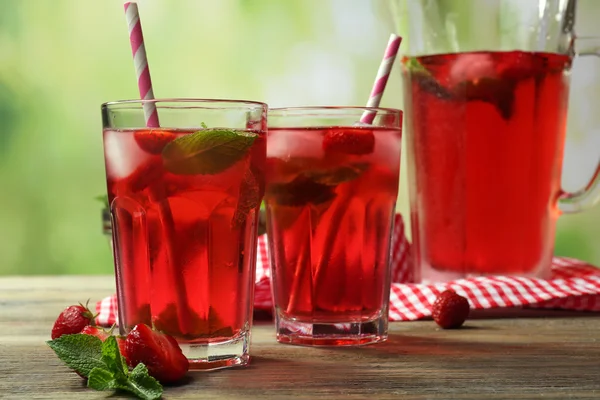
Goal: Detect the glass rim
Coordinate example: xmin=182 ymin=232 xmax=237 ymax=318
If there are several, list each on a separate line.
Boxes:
xmin=102 ymin=98 xmax=268 ymax=110
xmin=269 ymin=105 xmax=403 ymax=116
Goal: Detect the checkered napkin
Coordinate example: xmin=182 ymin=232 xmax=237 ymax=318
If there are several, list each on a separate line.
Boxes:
xmin=96 ymin=215 xmax=600 ymax=326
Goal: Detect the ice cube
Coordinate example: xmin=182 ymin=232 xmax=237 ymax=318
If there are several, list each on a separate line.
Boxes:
xmin=267 ymin=128 xmax=324 ymax=160
xmin=103 ymin=129 xmax=151 ymax=179
xmin=372 ymin=129 xmax=401 ymax=171
xmin=450 ymin=53 xmax=497 ymax=86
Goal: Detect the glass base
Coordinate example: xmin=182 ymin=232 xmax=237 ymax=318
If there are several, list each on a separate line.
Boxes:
xmin=179 ymin=330 xmax=251 ymax=371
xmin=275 ymin=311 xmax=388 ymax=347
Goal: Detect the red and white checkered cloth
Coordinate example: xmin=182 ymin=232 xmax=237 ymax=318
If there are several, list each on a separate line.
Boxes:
xmin=96 ymin=215 xmax=600 ymax=326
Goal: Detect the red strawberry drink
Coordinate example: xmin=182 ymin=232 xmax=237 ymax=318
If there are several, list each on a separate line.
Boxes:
xmin=402 ymin=51 xmax=571 ymax=282
xmin=265 ymin=107 xmax=403 ymax=346
xmin=101 ymin=99 xmax=267 ymax=370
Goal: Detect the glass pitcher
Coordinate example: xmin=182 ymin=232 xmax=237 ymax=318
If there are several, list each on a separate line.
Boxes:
xmin=386 ymin=0 xmax=600 ymax=282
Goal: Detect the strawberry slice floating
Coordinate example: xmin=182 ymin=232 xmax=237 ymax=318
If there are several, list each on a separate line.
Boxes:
xmin=125 ymin=323 xmax=189 ymax=384
xmin=134 ymin=129 xmax=177 ymax=155
xmin=323 ymin=128 xmax=375 ymax=156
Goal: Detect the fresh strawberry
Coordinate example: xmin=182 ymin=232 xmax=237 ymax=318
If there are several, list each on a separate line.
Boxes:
xmin=81 ymin=325 xmax=110 ymax=341
xmin=125 ymin=323 xmax=189 ymax=384
xmin=51 ymin=302 xmax=96 ymax=339
xmin=323 ymin=128 xmax=375 ymax=156
xmin=431 ymin=289 xmax=470 ymax=329
xmin=134 ymin=129 xmax=177 ymax=155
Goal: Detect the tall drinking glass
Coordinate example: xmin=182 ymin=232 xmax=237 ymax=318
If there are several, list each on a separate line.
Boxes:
xmin=265 ymin=107 xmax=403 ymax=346
xmin=101 ymin=99 xmax=267 ymax=369
xmin=387 ymin=0 xmax=600 ymax=282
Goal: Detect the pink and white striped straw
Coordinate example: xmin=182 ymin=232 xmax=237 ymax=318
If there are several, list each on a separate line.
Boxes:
xmin=360 ymin=33 xmax=402 ymax=125
xmin=124 ymin=1 xmax=159 ymax=127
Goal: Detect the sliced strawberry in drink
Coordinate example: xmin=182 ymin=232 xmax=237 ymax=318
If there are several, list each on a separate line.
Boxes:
xmin=323 ymin=128 xmax=375 ymax=156
xmin=134 ymin=129 xmax=177 ymax=155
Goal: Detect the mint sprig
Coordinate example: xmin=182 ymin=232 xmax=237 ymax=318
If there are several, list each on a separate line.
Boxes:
xmin=47 ymin=334 xmax=163 ymax=400
xmin=162 ymin=128 xmax=257 ymax=175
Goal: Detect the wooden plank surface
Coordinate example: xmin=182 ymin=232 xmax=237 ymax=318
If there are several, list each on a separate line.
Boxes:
xmin=1 ymin=276 xmax=600 ymax=399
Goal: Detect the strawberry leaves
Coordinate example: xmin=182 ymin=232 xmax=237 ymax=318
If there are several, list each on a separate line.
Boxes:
xmin=47 ymin=334 xmax=163 ymax=400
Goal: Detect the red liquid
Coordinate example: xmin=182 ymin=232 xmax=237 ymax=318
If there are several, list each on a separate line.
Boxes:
xmin=402 ymin=51 xmax=570 ymax=279
xmin=265 ymin=126 xmax=401 ymax=324
xmin=103 ymin=128 xmax=264 ymax=342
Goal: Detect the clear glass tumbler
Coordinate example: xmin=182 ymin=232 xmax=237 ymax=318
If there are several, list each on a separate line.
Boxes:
xmin=265 ymin=106 xmax=403 ymax=346
xmin=101 ymin=99 xmax=267 ymax=369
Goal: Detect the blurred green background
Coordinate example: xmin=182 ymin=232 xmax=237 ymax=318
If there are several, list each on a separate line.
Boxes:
xmin=0 ymin=0 xmax=598 ymax=275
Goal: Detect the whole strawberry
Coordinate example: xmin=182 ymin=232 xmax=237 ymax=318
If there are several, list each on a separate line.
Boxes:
xmin=125 ymin=323 xmax=189 ymax=384
xmin=51 ymin=302 xmax=96 ymax=339
xmin=431 ymin=290 xmax=470 ymax=329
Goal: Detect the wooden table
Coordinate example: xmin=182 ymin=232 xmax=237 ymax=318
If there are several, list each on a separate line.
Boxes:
xmin=1 ymin=276 xmax=600 ymax=399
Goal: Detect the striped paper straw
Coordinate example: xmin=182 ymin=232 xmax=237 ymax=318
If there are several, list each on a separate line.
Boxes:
xmin=360 ymin=33 xmax=402 ymax=124
xmin=124 ymin=1 xmax=160 ymax=127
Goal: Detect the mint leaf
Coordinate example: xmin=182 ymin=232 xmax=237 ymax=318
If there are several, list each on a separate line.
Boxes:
xmin=266 ymin=176 xmax=336 ymax=207
xmin=127 ymin=364 xmax=163 ymax=400
xmin=89 ymin=364 xmax=162 ymax=400
xmin=46 ymin=334 xmax=104 ymax=378
xmin=162 ymin=128 xmax=257 ymax=175
xmin=304 ymin=163 xmax=369 ymax=186
xmin=404 ymin=56 xmax=430 ymax=75
xmin=88 ymin=367 xmax=117 ymax=391
xmin=48 ymin=334 xmax=164 ymax=400
xmin=101 ymin=336 xmax=128 ymax=377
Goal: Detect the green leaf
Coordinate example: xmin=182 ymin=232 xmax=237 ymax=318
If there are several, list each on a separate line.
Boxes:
xmin=126 ymin=364 xmax=163 ymax=400
xmin=46 ymin=334 xmax=105 ymax=378
xmin=162 ymin=128 xmax=257 ymax=175
xmin=95 ymin=194 xmax=109 ymax=208
xmin=266 ymin=176 xmax=336 ymax=207
xmin=48 ymin=334 xmax=164 ymax=400
xmin=89 ymin=364 xmax=162 ymax=400
xmin=101 ymin=336 xmax=128 ymax=377
xmin=403 ymin=56 xmax=431 ymax=75
xmin=87 ymin=367 xmax=117 ymax=391
xmin=303 ymin=163 xmax=369 ymax=186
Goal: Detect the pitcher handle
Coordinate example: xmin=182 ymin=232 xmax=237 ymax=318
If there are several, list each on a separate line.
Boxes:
xmin=558 ymin=36 xmax=600 ymax=213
